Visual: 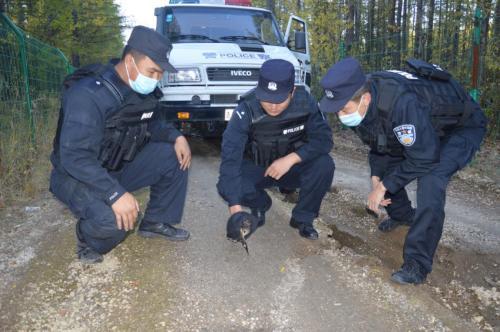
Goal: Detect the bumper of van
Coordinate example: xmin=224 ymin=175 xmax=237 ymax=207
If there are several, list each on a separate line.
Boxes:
xmin=158 ymin=103 xmax=236 ymax=122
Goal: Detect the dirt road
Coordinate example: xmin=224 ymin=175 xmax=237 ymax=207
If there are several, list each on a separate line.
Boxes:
xmin=0 ymin=139 xmax=498 ymax=331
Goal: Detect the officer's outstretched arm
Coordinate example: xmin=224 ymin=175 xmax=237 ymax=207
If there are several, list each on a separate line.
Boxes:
xmin=217 ymin=107 xmax=250 ymax=208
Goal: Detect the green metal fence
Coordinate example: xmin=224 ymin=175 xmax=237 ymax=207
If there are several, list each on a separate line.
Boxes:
xmin=0 ymin=13 xmax=73 ymax=145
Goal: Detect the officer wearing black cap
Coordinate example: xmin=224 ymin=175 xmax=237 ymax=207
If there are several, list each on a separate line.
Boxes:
xmin=319 ymin=57 xmax=487 ymax=284
xmin=218 ymin=59 xmax=335 ymax=240
xmin=50 ymin=26 xmax=192 ymax=264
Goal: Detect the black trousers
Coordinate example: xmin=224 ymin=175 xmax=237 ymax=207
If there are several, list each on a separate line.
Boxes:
xmin=380 ymin=126 xmax=485 ymax=273
xmin=239 ymin=154 xmax=335 ymax=225
xmin=50 ymin=142 xmax=188 ymax=254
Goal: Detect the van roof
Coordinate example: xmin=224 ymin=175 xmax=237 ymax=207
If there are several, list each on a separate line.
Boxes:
xmin=157 ymin=4 xmax=272 ymax=13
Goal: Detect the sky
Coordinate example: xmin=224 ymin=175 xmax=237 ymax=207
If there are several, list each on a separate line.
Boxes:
xmin=114 ymin=0 xmax=167 ymax=42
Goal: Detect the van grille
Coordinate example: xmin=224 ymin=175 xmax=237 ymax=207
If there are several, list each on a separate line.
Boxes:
xmin=207 ymin=67 xmax=259 ymax=81
xmin=210 ymin=94 xmax=239 ymax=104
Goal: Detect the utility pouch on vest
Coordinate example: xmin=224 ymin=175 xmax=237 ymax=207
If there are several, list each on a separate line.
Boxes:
xmin=99 ymin=122 xmax=150 ymax=171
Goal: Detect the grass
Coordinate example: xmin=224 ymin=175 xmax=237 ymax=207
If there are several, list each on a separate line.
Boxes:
xmin=0 ymin=96 xmax=59 ymax=205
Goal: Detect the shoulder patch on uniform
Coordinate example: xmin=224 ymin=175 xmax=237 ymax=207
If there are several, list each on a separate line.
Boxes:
xmin=393 ymin=124 xmax=416 ymax=146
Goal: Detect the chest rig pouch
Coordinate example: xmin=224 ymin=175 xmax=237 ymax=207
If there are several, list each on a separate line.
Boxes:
xmin=98 ymin=91 xmax=159 ymax=171
xmin=365 ymin=58 xmax=476 ymax=155
xmin=243 ymin=88 xmax=313 ymax=167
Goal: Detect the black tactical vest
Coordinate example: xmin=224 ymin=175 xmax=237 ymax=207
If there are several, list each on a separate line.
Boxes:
xmin=355 ymin=59 xmax=478 ymax=156
xmin=242 ymin=87 xmax=314 ymax=167
xmin=53 ymin=63 xmax=160 ymax=171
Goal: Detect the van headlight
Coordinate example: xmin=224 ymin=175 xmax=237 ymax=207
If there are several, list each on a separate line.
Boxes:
xmin=168 ymin=68 xmax=202 ymax=83
xmin=295 ymin=69 xmax=304 ymax=84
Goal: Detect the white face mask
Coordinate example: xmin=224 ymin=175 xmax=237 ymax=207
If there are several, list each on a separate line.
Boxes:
xmin=125 ymin=57 xmax=159 ymax=95
xmin=338 ymin=95 xmax=366 ymax=127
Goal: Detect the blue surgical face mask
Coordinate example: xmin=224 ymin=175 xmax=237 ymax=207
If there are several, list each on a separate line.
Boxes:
xmin=338 ymin=96 xmax=366 ymax=127
xmin=125 ymin=58 xmax=159 ymax=95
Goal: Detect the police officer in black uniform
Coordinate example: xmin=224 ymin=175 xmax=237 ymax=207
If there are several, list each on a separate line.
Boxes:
xmin=218 ymin=59 xmax=335 ymax=240
xmin=319 ymin=57 xmax=487 ymax=284
xmin=50 ymin=26 xmax=192 ymax=264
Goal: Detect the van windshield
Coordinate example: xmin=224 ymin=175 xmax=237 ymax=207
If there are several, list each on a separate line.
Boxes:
xmin=163 ymin=7 xmax=284 ymax=46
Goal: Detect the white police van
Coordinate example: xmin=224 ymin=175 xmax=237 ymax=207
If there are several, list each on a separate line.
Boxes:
xmin=155 ymin=0 xmax=311 ymax=136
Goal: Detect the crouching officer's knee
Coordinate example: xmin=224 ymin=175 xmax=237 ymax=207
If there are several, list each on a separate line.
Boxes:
xmin=78 ymin=207 xmax=127 ymax=254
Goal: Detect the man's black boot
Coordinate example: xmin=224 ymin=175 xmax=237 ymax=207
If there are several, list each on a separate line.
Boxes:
xmin=290 ymin=218 xmax=319 ymax=240
xmin=138 ymin=220 xmax=190 ymax=241
xmin=77 ymin=244 xmax=104 ymax=264
xmin=76 ymin=222 xmax=103 ymax=264
xmin=391 ymin=260 xmax=427 ymax=285
xmin=378 ymin=217 xmax=413 ymax=233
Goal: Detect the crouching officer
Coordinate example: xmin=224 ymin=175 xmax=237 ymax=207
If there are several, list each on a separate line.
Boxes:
xmin=50 ymin=26 xmax=192 ymax=264
xmin=319 ymin=58 xmax=487 ymax=284
xmin=217 ymin=59 xmax=335 ymax=240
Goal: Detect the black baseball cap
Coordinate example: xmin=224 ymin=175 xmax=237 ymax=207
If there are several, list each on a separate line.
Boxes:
xmin=255 ymin=59 xmax=295 ymax=103
xmin=319 ymin=57 xmax=366 ymax=113
xmin=127 ymin=25 xmax=177 ymax=73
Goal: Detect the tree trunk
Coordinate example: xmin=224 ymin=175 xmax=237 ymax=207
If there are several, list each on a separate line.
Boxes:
xmin=354 ymin=0 xmax=361 ymax=43
xmin=426 ymin=0 xmax=435 ymax=61
xmin=495 ymin=0 xmax=500 ymax=39
xmin=451 ymin=0 xmax=462 ymax=68
xmin=414 ymin=0 xmax=423 ymax=58
xmin=479 ymin=0 xmax=493 ymax=58
xmin=71 ymin=8 xmax=80 ymax=68
xmin=266 ymin=0 xmax=275 ymax=15
xmin=345 ymin=0 xmax=355 ymax=53
xmin=395 ymin=0 xmax=402 ymax=67
xmin=389 ymin=0 xmax=398 ymax=67
xmin=367 ymin=0 xmax=376 ymax=65
xmin=402 ymin=0 xmax=408 ymax=56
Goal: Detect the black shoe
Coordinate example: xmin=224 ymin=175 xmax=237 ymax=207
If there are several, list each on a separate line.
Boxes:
xmin=138 ymin=221 xmax=190 ymax=241
xmin=76 ymin=221 xmax=103 ymax=264
xmin=299 ymin=225 xmax=319 ymax=240
xmin=378 ymin=218 xmax=413 ymax=233
xmin=77 ymin=240 xmax=103 ymax=264
xmin=289 ymin=218 xmax=318 ymax=240
xmin=289 ymin=217 xmax=300 ymax=229
xmin=251 ymin=198 xmax=272 ymax=227
xmin=391 ymin=260 xmax=427 ymax=285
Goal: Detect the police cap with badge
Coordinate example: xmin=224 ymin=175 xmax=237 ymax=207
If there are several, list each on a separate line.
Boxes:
xmin=319 ymin=57 xmax=366 ymax=113
xmin=127 ymin=25 xmax=177 ymax=73
xmin=255 ymin=59 xmax=295 ymax=103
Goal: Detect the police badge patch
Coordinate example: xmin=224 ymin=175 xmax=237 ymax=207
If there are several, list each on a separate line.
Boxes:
xmin=393 ymin=124 xmax=416 ymax=146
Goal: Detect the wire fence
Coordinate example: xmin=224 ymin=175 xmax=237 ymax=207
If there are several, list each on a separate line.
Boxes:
xmin=0 ymin=13 xmax=73 ymax=145
xmin=0 ymin=13 xmax=75 ymax=201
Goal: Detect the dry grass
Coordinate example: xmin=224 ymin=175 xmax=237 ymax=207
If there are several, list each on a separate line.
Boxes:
xmin=0 ymin=97 xmax=59 ymax=205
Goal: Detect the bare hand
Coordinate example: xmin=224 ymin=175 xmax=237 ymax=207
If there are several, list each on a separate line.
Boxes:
xmin=371 ymin=176 xmax=391 ymax=206
xmin=111 ymin=192 xmax=140 ymax=231
xmin=174 ymin=136 xmax=191 ymax=171
xmin=264 ymin=153 xmax=301 ymax=180
xmin=367 ymin=182 xmax=390 ymax=215
xmin=229 ymin=205 xmax=243 ymax=215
